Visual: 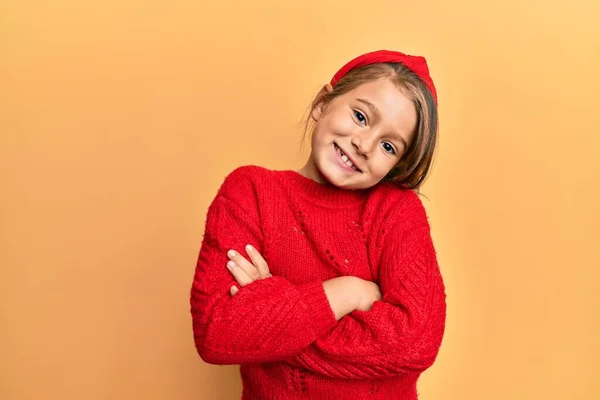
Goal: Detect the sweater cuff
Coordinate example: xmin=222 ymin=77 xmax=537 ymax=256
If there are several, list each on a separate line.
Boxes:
xmin=297 ymin=281 xmax=338 ymax=337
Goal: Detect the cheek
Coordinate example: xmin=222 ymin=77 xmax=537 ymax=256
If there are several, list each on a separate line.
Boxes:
xmin=371 ymin=156 xmax=398 ymax=177
xmin=330 ymin=113 xmax=356 ymax=134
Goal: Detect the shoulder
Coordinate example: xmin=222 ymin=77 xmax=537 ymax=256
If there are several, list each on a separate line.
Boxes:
xmin=369 ymin=182 xmax=430 ymax=229
xmin=216 ymin=164 xmax=273 ymax=197
xmin=206 ymin=165 xmax=276 ymax=223
xmin=221 ymin=164 xmax=271 ymax=185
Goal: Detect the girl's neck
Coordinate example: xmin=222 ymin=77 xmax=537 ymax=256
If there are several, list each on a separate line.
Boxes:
xmin=297 ymin=158 xmax=331 ymax=186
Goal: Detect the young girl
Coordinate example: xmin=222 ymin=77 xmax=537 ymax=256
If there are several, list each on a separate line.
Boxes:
xmin=190 ymin=50 xmax=446 ymax=399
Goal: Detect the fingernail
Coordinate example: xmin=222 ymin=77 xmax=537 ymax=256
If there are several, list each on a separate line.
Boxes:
xmin=227 ymin=250 xmax=237 ymax=258
xmin=246 ymin=244 xmax=253 ymax=252
xmin=227 ymin=261 xmax=235 ymax=270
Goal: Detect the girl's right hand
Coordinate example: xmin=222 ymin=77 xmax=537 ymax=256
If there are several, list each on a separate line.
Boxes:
xmin=226 ymin=244 xmax=272 ymax=296
xmin=354 ymin=278 xmax=382 ymax=312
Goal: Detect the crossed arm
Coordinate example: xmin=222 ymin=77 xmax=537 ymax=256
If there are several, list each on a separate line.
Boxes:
xmin=224 ymin=244 xmax=381 ymax=319
xmin=222 ymin=220 xmax=446 ymax=379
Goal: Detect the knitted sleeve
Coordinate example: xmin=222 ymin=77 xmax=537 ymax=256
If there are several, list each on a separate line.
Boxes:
xmin=190 ymin=167 xmax=337 ymax=365
xmin=285 ymin=197 xmax=446 ymax=379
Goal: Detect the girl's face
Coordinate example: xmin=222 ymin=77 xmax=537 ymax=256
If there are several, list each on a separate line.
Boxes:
xmin=300 ymin=78 xmax=418 ymax=190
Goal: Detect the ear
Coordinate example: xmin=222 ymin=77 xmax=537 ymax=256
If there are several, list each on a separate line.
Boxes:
xmin=310 ymin=84 xmax=333 ymax=121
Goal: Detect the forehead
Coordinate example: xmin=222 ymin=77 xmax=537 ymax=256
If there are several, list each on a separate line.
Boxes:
xmin=344 ymin=78 xmax=409 ymax=104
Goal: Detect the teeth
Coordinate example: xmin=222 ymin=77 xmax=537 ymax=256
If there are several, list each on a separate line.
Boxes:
xmin=335 ymin=144 xmax=358 ymax=170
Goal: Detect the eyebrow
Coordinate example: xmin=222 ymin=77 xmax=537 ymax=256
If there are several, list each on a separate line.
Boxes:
xmin=356 ymin=98 xmax=408 ymax=148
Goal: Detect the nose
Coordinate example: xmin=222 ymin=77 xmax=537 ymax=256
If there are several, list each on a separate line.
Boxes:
xmin=351 ymin=132 xmax=376 ymax=159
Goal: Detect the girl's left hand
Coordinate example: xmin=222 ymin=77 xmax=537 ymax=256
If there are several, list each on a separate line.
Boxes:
xmin=226 ymin=244 xmax=272 ymax=296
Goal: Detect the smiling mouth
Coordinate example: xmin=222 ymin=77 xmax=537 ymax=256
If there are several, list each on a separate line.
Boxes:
xmin=334 ymin=143 xmax=362 ymax=172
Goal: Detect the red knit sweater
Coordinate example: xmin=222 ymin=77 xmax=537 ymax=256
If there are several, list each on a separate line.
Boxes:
xmin=190 ymin=165 xmax=446 ymax=399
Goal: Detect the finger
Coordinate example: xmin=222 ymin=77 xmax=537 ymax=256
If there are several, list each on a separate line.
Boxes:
xmin=245 ymin=244 xmax=271 ymax=278
xmin=230 ymin=285 xmax=239 ymax=296
xmin=228 ymin=249 xmax=261 ymax=281
xmin=226 ymin=260 xmax=253 ymax=287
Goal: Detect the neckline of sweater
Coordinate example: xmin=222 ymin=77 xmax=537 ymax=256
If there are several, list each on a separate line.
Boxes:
xmin=278 ymin=169 xmax=371 ymax=208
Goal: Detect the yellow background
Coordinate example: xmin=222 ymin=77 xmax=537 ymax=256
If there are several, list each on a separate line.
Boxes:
xmin=2 ymin=1 xmax=599 ymax=399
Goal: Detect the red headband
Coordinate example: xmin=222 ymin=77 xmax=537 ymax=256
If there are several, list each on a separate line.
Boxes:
xmin=330 ymin=49 xmax=438 ymax=106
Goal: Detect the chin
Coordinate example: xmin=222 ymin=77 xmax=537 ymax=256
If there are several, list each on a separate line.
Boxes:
xmin=314 ymin=165 xmax=338 ymax=186
xmin=319 ymin=164 xmax=368 ymax=190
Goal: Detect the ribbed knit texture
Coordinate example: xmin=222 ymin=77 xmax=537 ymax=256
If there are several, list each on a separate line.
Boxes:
xmin=190 ymin=165 xmax=446 ymax=399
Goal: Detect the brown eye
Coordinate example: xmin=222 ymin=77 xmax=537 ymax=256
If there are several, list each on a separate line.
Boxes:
xmin=382 ymin=142 xmax=396 ymax=155
xmin=353 ymin=110 xmax=367 ymax=125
